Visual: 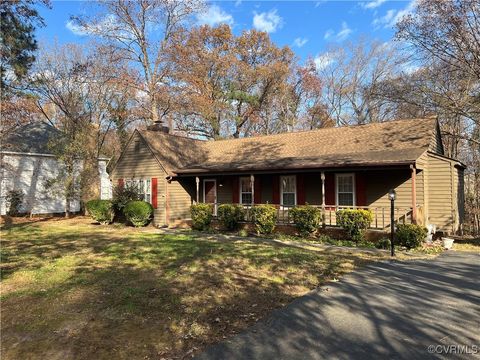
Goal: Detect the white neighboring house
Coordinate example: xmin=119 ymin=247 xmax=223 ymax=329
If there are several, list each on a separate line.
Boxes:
xmin=0 ymin=122 xmax=111 ymax=215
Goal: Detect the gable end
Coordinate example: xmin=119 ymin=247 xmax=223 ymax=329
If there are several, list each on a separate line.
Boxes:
xmin=429 ymin=120 xmax=445 ymax=155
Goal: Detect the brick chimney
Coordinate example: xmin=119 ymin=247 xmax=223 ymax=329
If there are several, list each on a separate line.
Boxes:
xmin=147 ymin=120 xmax=170 ymax=133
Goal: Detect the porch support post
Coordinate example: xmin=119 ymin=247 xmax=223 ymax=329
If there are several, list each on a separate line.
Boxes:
xmin=410 ymin=165 xmax=417 ymax=224
xmin=321 ymin=172 xmax=326 ymax=228
xmin=250 ymin=174 xmax=255 ymax=206
xmin=196 ymin=176 xmax=200 ymax=203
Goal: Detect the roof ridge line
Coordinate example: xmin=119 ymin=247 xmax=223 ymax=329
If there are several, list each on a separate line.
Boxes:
xmin=208 ymin=117 xmax=434 ymax=143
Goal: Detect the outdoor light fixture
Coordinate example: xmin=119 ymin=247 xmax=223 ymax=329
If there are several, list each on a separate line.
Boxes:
xmin=388 ymin=189 xmax=396 ymax=201
xmin=388 ymin=189 xmax=396 ymax=256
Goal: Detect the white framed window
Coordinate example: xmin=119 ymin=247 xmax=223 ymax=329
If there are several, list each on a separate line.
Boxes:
xmin=239 ymin=177 xmax=252 ymax=205
xmin=280 ymin=175 xmax=296 ymax=207
xmin=125 ymin=178 xmax=151 ymax=204
xmin=336 ymin=173 xmax=355 ymax=207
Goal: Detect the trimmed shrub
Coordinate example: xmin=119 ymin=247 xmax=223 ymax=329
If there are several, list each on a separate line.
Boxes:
xmin=336 ymin=209 xmax=373 ymax=242
xmin=6 ymin=189 xmax=24 ymax=216
xmin=217 ymin=204 xmax=245 ymax=230
xmin=290 ymin=205 xmax=322 ymax=236
xmin=191 ymin=203 xmax=213 ymax=230
xmin=376 ymin=238 xmax=391 ymax=250
xmin=112 ymin=183 xmax=141 ymax=213
xmin=396 ymin=223 xmax=428 ymax=250
xmin=250 ymin=204 xmax=277 ymax=235
xmin=86 ymin=199 xmax=115 ymax=224
xmin=123 ymin=200 xmax=153 ymax=227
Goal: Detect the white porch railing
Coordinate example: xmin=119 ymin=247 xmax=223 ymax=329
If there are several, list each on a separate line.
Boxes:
xmin=207 ymin=203 xmax=414 ymax=230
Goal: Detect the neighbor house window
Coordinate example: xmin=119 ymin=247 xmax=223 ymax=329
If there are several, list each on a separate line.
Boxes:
xmin=281 ymin=175 xmax=296 ymax=207
xmin=125 ymin=179 xmax=151 ymax=204
xmin=336 ymin=174 xmax=355 ymax=207
xmin=240 ymin=177 xmax=252 ymax=205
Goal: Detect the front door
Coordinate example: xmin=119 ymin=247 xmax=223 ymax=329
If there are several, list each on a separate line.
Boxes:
xmin=203 ymin=179 xmax=217 ymax=214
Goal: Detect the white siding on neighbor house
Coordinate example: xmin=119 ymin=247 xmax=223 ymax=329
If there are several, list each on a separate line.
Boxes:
xmin=0 ymin=153 xmax=110 ymax=215
xmin=99 ymin=159 xmax=112 ymax=200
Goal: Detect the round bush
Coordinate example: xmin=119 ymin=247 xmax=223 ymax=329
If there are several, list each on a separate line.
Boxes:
xmin=86 ymin=199 xmax=115 ymax=224
xmin=217 ymin=204 xmax=245 ymax=230
xmin=395 ymin=224 xmax=428 ymax=250
xmin=250 ymin=204 xmax=277 ymax=235
xmin=191 ymin=203 xmax=213 ymax=230
xmin=290 ymin=205 xmax=322 ymax=236
xmin=123 ymin=201 xmax=153 ymax=227
xmin=336 ymin=209 xmax=373 ymax=242
xmin=375 ymin=238 xmax=391 ymax=250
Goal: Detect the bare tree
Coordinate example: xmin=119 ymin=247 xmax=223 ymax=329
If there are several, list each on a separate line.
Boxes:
xmin=316 ymin=39 xmax=409 ymax=126
xmin=32 ymin=42 xmax=137 ymax=214
xmin=71 ymin=0 xmax=204 ymax=124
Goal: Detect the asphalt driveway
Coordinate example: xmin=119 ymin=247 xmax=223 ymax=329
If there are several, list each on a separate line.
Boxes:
xmin=197 ymin=252 xmax=480 ymax=360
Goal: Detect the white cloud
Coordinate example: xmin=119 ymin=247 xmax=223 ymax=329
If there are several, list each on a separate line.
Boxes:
xmin=336 ymin=22 xmax=352 ymax=41
xmin=235 ymin=0 xmax=242 ymax=7
xmin=372 ymin=0 xmax=416 ymax=28
xmin=324 ymin=22 xmax=352 ymax=42
xmin=66 ymin=15 xmax=117 ymax=36
xmin=372 ymin=9 xmax=396 ymax=27
xmin=66 ymin=20 xmax=87 ymax=36
xmin=324 ymin=29 xmax=334 ymax=40
xmin=315 ymin=0 xmax=327 ymax=7
xmin=361 ymin=0 xmax=387 ymax=10
xmin=314 ymin=53 xmax=335 ymax=71
xmin=253 ymin=9 xmax=283 ymax=33
xmin=197 ymin=5 xmax=233 ymax=27
xmin=293 ymin=37 xmax=308 ymax=48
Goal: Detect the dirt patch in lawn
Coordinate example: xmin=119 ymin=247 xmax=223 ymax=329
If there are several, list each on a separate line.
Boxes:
xmin=1 ymin=217 xmax=419 ymax=359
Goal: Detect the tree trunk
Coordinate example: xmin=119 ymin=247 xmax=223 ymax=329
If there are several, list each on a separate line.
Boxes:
xmin=65 ymin=198 xmax=70 ymax=218
xmin=151 ymin=96 xmax=158 ymax=123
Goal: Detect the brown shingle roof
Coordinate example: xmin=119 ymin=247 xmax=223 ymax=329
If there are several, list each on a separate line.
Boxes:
xmin=139 ymin=117 xmax=437 ymax=175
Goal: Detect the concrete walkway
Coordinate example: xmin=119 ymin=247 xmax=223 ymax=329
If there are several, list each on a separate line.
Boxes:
xmin=197 ymin=252 xmax=480 ymax=360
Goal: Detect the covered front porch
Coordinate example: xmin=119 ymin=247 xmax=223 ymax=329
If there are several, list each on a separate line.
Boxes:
xmin=182 ymin=166 xmax=423 ymax=230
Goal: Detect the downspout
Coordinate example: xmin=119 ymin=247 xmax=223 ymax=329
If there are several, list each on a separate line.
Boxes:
xmin=410 ymin=164 xmax=417 ymax=224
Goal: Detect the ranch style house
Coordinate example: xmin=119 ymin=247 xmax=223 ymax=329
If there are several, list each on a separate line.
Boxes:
xmin=110 ymin=117 xmax=465 ymax=234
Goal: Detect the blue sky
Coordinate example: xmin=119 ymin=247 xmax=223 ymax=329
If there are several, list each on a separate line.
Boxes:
xmin=36 ymin=0 xmax=415 ymax=62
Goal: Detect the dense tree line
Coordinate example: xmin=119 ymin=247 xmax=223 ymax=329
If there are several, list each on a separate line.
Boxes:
xmin=1 ymin=0 xmax=479 ymax=231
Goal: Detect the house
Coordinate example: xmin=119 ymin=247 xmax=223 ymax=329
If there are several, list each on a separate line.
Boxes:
xmin=0 ymin=122 xmax=111 ymax=215
xmin=110 ymin=117 xmax=465 ymax=234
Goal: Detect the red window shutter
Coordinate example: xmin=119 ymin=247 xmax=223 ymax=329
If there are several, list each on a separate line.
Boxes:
xmin=297 ymin=174 xmax=305 ymax=205
xmin=325 ymin=173 xmax=335 ymax=206
xmin=355 ymin=172 xmax=367 ymax=207
xmin=232 ymin=177 xmax=239 ymax=203
xmin=272 ymin=175 xmax=280 ymax=204
xmin=151 ymin=178 xmax=158 ymax=209
xmin=254 ymin=176 xmax=261 ymax=204
xmin=118 ymin=178 xmax=124 ymax=188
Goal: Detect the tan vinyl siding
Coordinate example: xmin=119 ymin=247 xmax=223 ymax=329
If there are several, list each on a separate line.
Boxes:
xmin=416 ymin=169 xmax=425 ymax=208
xmin=168 ymin=179 xmax=194 ymax=222
xmin=112 ymin=132 xmax=167 ymax=225
xmin=427 ymin=154 xmax=455 ymax=232
xmin=457 ymin=168 xmax=465 ymax=225
xmin=366 ymin=169 xmax=412 ymax=209
xmin=429 ymin=124 xmax=444 ymax=154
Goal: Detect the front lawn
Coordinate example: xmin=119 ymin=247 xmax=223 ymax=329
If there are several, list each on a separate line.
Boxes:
xmin=1 ymin=217 xmax=407 ymax=359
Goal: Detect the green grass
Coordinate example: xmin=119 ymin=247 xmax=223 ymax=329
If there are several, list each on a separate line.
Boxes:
xmin=0 ymin=216 xmax=406 ymax=359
